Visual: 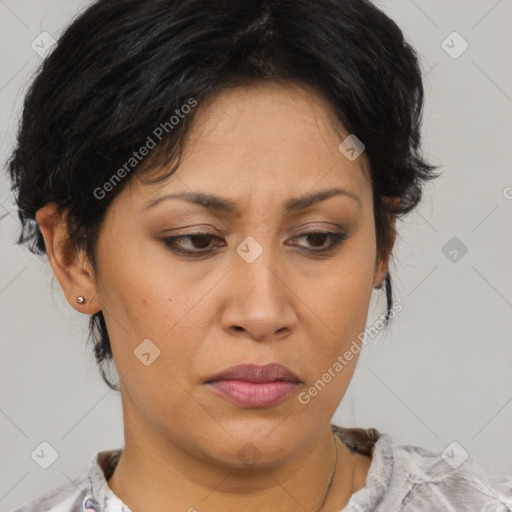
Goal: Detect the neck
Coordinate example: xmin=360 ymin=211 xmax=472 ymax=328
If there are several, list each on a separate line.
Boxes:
xmin=107 ymin=417 xmax=358 ymax=512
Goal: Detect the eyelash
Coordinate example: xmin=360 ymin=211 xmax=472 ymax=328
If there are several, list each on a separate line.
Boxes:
xmin=161 ymin=229 xmax=347 ymax=256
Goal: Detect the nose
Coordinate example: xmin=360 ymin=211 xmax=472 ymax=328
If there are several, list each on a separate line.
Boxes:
xmin=220 ymin=241 xmax=298 ymax=342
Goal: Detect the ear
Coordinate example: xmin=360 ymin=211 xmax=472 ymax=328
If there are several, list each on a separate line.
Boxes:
xmin=373 ymin=199 xmax=399 ymax=289
xmin=36 ymin=202 xmax=101 ymax=314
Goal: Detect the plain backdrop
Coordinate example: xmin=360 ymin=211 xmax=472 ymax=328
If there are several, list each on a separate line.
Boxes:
xmin=1 ymin=0 xmax=511 ymax=510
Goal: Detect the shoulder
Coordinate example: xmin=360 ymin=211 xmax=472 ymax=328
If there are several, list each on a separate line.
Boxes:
xmin=11 ymin=448 xmax=123 ymax=512
xmin=384 ymin=435 xmax=512 ymax=510
xmin=333 ymin=425 xmax=512 ymax=511
xmin=11 ymin=474 xmax=90 ymax=512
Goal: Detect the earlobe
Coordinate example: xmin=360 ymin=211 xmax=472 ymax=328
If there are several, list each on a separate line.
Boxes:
xmin=373 ymin=264 xmax=387 ymax=289
xmin=373 ymin=246 xmax=393 ymax=288
xmin=35 ymin=203 xmax=101 ymax=314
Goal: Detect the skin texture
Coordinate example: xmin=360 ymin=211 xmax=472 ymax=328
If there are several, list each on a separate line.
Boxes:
xmin=37 ymin=82 xmax=394 ymax=512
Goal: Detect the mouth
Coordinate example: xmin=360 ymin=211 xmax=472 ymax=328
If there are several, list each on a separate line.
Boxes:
xmin=205 ymin=363 xmax=302 ymax=408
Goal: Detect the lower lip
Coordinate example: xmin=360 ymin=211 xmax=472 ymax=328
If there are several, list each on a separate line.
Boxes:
xmin=207 ymin=379 xmax=300 ymax=408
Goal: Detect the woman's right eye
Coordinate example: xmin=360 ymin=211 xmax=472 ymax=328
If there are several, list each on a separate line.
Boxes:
xmin=161 ymin=233 xmax=224 ymax=255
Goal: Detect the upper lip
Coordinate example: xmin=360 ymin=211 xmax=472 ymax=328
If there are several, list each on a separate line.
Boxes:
xmin=205 ymin=363 xmax=301 ymax=383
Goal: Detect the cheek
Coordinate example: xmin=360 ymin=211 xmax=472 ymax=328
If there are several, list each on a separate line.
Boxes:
xmin=95 ymin=235 xmax=174 ymax=332
xmin=94 ymin=224 xmax=225 ymax=396
xmin=297 ymin=231 xmax=376 ymax=395
xmin=296 ymin=272 xmax=373 ymax=419
xmin=312 ymin=238 xmax=376 ymax=337
xmin=102 ymin=284 xmax=203 ymax=385
xmin=108 ymin=305 xmax=204 ymax=426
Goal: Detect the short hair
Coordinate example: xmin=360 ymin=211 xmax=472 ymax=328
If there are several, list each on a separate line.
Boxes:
xmin=7 ymin=0 xmax=438 ymax=389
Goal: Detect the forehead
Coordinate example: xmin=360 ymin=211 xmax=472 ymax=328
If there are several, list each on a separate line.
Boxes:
xmin=133 ymin=82 xmax=372 ymax=210
xmin=183 ymin=82 xmax=362 ymax=161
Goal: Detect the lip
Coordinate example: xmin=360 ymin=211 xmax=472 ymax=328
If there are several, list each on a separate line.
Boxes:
xmin=205 ymin=363 xmax=302 ymax=408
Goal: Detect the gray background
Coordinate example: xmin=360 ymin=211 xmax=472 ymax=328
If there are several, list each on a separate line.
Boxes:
xmin=1 ymin=0 xmax=511 ymax=509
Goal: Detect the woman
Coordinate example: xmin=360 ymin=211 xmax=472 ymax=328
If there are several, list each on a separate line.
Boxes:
xmin=7 ymin=0 xmax=511 ymax=510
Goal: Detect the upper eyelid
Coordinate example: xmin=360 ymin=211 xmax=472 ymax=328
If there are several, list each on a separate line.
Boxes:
xmin=167 ymin=227 xmax=343 ymax=238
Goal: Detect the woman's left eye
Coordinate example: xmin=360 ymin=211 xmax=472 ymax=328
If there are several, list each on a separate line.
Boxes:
xmin=290 ymin=230 xmax=347 ymax=252
xmin=161 ymin=229 xmax=346 ymax=256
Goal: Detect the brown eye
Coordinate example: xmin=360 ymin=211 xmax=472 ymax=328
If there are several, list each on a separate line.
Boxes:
xmin=292 ymin=230 xmax=347 ymax=252
xmin=162 ymin=233 xmax=223 ymax=255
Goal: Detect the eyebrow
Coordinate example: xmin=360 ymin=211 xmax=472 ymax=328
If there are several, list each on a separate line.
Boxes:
xmin=143 ymin=186 xmax=360 ymax=215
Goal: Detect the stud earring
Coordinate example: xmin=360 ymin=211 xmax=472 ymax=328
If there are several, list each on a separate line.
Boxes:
xmin=76 ymin=296 xmax=87 ymax=305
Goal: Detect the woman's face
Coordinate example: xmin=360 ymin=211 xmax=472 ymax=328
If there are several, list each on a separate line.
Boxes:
xmin=90 ymin=82 xmax=389 ymax=467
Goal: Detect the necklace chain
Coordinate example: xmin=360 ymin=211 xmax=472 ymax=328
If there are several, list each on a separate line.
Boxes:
xmin=314 ymin=432 xmax=339 ymax=512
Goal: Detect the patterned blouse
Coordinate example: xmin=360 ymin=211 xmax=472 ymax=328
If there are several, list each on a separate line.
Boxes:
xmin=13 ymin=425 xmax=512 ymax=511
